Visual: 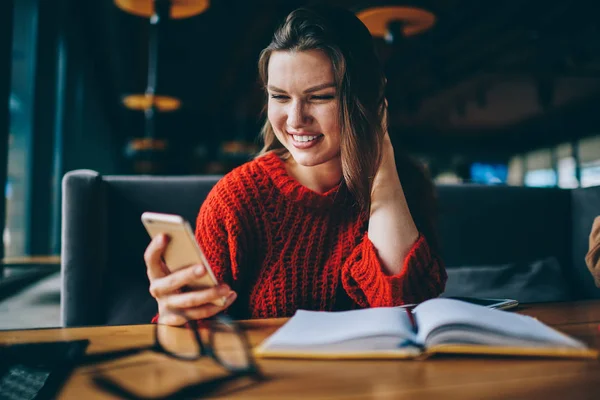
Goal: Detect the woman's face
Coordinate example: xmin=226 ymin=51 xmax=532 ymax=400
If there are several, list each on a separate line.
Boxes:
xmin=267 ymin=50 xmax=341 ymax=169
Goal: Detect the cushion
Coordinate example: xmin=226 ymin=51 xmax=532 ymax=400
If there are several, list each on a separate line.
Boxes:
xmin=441 ymin=257 xmax=572 ymax=303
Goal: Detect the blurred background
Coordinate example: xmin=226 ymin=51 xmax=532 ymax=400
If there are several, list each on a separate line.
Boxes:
xmin=1 ymin=0 xmax=599 ymax=328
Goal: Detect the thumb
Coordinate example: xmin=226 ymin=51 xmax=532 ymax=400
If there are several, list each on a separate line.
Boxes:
xmin=145 ymin=234 xmax=170 ymax=281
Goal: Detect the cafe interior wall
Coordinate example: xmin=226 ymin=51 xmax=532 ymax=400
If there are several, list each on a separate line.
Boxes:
xmin=109 ymin=0 xmax=600 ymax=179
xmin=4 ymin=0 xmax=600 ymax=257
xmin=20 ymin=0 xmax=594 ymax=182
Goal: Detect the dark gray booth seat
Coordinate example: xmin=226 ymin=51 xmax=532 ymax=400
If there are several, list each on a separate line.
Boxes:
xmin=437 ymin=185 xmax=599 ymax=303
xmin=61 ymin=170 xmax=600 ymax=327
xmin=61 ymin=170 xmax=221 ymax=327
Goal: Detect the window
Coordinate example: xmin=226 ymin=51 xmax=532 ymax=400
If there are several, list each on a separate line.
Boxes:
xmin=524 ymin=169 xmax=557 ymax=187
xmin=506 ymin=155 xmax=524 ymax=186
xmin=470 ymin=162 xmax=508 ymax=185
xmin=556 ymin=143 xmax=577 ymax=189
xmin=581 ymin=160 xmax=600 ymax=188
xmin=557 ymin=156 xmax=578 ymax=189
xmin=524 ymin=149 xmax=556 ymax=188
xmin=578 ymin=135 xmax=600 ymax=188
xmin=5 ymin=0 xmax=38 ymax=256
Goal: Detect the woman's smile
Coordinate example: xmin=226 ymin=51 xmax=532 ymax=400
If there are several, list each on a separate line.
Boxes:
xmin=267 ymin=49 xmax=341 ymax=169
xmin=288 ymin=133 xmax=324 ymax=149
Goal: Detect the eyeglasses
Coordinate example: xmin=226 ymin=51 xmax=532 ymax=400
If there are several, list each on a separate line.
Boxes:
xmin=80 ymin=312 xmax=264 ymax=398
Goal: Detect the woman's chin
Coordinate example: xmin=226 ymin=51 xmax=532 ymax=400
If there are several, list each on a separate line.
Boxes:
xmin=287 ymin=151 xmax=321 ymax=167
xmin=288 ymin=151 xmax=339 ymax=168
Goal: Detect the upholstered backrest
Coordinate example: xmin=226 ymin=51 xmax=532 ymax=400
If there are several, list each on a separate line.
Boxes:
xmin=436 ymin=185 xmax=576 ymax=302
xmin=61 ymin=170 xmax=221 ymax=327
xmin=438 ymin=184 xmax=600 ymax=302
xmin=436 ymin=185 xmax=572 ymax=268
xmin=61 ymin=170 xmax=600 ymax=326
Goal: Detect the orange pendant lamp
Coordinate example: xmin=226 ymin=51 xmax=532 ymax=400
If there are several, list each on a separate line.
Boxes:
xmin=114 ymin=0 xmax=210 ymax=19
xmin=357 ymin=6 xmax=436 ymax=41
xmin=114 ymin=0 xmax=210 ymax=173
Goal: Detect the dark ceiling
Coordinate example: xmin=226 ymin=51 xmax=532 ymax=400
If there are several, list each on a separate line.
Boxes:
xmin=81 ymin=0 xmax=600 ymax=155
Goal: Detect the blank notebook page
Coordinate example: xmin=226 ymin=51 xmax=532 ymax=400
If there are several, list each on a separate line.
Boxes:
xmin=260 ymin=308 xmax=414 ymax=348
xmin=414 ymin=298 xmax=585 ymax=348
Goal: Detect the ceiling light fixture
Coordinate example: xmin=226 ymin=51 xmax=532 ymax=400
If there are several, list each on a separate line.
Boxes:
xmin=122 ymin=94 xmax=182 ymax=112
xmin=114 ymin=0 xmax=210 ymax=19
xmin=357 ymin=6 xmax=436 ymax=44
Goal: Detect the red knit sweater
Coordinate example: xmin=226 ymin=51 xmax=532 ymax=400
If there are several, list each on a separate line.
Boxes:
xmin=157 ymin=152 xmax=447 ymax=321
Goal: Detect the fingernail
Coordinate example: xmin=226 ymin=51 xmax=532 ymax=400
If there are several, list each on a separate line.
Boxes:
xmin=228 ymin=292 xmax=237 ymax=302
xmin=194 ymin=265 xmax=204 ymax=275
xmin=218 ymin=285 xmax=230 ymax=295
xmin=160 ymin=234 xmax=169 ymax=244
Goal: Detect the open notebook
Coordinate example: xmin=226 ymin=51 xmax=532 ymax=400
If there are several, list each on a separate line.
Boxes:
xmin=254 ymin=298 xmax=598 ymax=360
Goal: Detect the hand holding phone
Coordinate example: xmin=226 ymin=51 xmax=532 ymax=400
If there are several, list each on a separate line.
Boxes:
xmin=142 ymin=212 xmax=236 ymax=325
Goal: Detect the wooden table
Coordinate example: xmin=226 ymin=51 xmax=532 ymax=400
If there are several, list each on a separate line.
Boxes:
xmin=1 ymin=300 xmax=600 ymax=399
xmin=1 ymin=255 xmax=61 ymax=266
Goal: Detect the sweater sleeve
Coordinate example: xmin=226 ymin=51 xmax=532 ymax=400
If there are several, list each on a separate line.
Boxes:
xmin=194 ymin=193 xmax=241 ymax=289
xmin=341 ymin=233 xmax=447 ymax=308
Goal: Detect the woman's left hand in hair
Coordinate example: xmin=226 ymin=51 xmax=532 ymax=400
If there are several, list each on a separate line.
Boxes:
xmin=368 ymin=106 xmax=419 ymax=275
xmin=374 ymin=98 xmax=397 ymax=187
xmin=372 ymin=99 xmax=400 ymax=196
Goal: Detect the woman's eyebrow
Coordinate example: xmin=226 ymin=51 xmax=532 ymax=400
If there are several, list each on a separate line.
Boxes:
xmin=267 ymin=83 xmax=336 ymax=94
xmin=304 ymin=83 xmax=335 ymax=93
xmin=267 ymin=85 xmax=287 ymax=93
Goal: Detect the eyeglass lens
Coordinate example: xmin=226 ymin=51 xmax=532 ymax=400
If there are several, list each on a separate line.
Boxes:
xmin=156 ymin=319 xmax=251 ymax=371
xmin=209 ymin=322 xmax=251 ymax=371
xmin=156 ymin=324 xmax=201 ymax=358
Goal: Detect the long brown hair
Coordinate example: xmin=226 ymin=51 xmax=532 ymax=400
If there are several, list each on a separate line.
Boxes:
xmin=256 ymin=6 xmax=386 ymax=212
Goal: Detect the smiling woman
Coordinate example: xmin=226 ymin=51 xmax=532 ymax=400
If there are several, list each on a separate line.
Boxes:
xmin=264 ymin=50 xmax=342 ymax=193
xmin=256 ymin=7 xmax=387 ymax=211
xmin=144 ymin=5 xmax=447 ymax=325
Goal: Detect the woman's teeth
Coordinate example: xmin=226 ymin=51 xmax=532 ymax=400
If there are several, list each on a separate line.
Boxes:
xmin=292 ymin=135 xmax=320 ymax=142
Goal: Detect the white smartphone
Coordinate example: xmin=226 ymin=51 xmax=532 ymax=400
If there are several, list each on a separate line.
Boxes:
xmin=446 ymin=296 xmax=519 ymax=311
xmin=141 ymin=212 xmax=226 ymax=307
xmin=399 ymin=297 xmax=519 ymax=311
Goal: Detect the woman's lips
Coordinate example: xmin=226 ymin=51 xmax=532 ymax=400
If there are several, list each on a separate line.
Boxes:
xmin=288 ymin=133 xmax=324 ymax=149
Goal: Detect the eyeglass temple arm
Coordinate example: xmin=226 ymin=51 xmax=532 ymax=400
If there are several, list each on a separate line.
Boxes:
xmin=78 ymin=346 xmax=151 ymax=366
xmin=94 ymin=369 xmax=265 ymax=400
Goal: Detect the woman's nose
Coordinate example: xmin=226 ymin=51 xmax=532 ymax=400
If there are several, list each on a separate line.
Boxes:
xmin=287 ymin=101 xmax=310 ymax=129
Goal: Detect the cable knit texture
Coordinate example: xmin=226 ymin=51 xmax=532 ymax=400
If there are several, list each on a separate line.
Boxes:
xmin=154 ymin=152 xmax=447 ymax=321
